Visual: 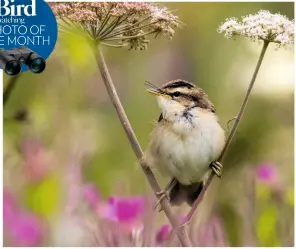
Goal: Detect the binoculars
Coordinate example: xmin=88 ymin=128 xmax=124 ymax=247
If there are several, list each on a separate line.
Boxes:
xmin=0 ymin=46 xmax=46 ymax=76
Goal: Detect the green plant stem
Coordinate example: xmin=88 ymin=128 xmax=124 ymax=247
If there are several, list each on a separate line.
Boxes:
xmin=95 ymin=47 xmax=192 ymax=247
xmin=184 ymin=40 xmax=270 ymax=223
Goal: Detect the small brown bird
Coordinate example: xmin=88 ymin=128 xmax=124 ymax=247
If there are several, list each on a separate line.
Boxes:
xmin=145 ymin=79 xmax=225 ymax=206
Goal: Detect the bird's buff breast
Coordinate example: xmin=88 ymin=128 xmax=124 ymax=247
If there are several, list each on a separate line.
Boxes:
xmin=146 ymin=110 xmax=225 ymax=185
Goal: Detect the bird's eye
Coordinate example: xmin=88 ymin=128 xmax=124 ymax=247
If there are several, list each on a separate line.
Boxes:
xmin=173 ymin=91 xmax=181 ymax=97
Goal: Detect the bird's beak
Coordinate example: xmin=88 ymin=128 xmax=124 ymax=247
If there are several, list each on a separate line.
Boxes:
xmin=146 ymin=87 xmax=169 ymax=97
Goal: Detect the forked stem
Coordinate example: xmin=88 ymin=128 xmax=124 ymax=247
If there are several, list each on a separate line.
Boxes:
xmin=184 ymin=40 xmax=270 ymax=223
xmin=95 ymin=46 xmax=192 ymax=247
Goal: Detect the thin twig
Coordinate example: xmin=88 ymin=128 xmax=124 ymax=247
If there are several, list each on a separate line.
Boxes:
xmin=3 ymin=75 xmax=20 ymax=107
xmin=184 ymin=40 xmax=270 ymax=223
xmin=95 ymin=46 xmax=192 ymax=247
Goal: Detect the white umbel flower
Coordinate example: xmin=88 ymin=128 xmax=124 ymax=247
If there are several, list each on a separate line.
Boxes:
xmin=51 ymin=2 xmax=181 ymax=50
xmin=218 ymin=10 xmax=294 ymax=47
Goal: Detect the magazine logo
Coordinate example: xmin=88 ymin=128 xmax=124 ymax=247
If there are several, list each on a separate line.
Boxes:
xmin=0 ymin=0 xmax=36 ymax=17
xmin=0 ymin=0 xmax=57 ymax=73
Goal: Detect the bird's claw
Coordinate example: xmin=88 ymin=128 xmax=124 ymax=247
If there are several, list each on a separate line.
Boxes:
xmin=210 ymin=161 xmax=223 ymax=178
xmin=154 ymin=189 xmax=169 ymax=212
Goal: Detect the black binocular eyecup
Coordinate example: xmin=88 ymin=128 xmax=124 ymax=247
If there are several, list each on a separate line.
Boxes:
xmin=0 ymin=46 xmax=46 ymax=76
xmin=25 ymin=53 xmax=46 ymax=74
xmin=0 ymin=53 xmax=22 ymax=76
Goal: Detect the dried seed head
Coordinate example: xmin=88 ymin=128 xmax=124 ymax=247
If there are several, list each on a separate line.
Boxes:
xmin=51 ymin=2 xmax=181 ymax=50
xmin=218 ymin=10 xmax=294 ymax=48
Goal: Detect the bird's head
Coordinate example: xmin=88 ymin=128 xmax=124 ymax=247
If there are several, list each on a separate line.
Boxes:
xmin=146 ymin=79 xmax=215 ymax=119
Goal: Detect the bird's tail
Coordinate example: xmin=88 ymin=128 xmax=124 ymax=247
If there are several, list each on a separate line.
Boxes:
xmin=169 ymin=179 xmax=203 ymax=207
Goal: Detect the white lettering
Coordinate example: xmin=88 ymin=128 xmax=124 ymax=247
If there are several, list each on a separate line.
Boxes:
xmin=30 ymin=25 xmax=39 ymax=35
xmin=17 ymin=36 xmax=26 ymax=45
xmin=25 ymin=0 xmax=36 ymax=16
xmin=18 ymin=25 xmax=27 ymax=35
xmin=0 ymin=36 xmax=4 ymax=45
xmin=7 ymin=36 xmax=16 ymax=44
xmin=0 ymin=0 xmax=10 ymax=16
xmin=27 ymin=36 xmax=34 ymax=44
xmin=39 ymin=25 xmax=45 ymax=34
xmin=42 ymin=36 xmax=50 ymax=45
xmin=3 ymin=25 xmax=12 ymax=35
xmin=7 ymin=35 xmax=51 ymax=46
xmin=0 ymin=0 xmax=36 ymax=17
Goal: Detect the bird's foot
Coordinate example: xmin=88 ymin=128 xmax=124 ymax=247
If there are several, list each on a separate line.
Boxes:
xmin=154 ymin=189 xmax=169 ymax=211
xmin=210 ymin=161 xmax=223 ymax=178
xmin=153 ymin=179 xmax=178 ymax=212
xmin=139 ymin=157 xmax=149 ymax=169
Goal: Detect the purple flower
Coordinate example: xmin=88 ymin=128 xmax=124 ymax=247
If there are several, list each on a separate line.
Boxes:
xmin=3 ymin=189 xmax=44 ymax=246
xmin=3 ymin=190 xmax=18 ymax=226
xmin=9 ymin=213 xmax=44 ymax=247
xmin=155 ymin=215 xmax=186 ymax=244
xmin=156 ymin=224 xmax=171 ymax=243
xmin=256 ymin=164 xmax=284 ymax=197
xmin=108 ymin=196 xmax=145 ymax=222
xmin=97 ymin=195 xmax=145 ymax=230
xmin=256 ymin=164 xmax=278 ymax=183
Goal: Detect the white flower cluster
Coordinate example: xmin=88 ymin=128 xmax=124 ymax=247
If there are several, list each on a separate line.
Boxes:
xmin=51 ymin=2 xmax=180 ymax=50
xmin=218 ymin=10 xmax=294 ymax=47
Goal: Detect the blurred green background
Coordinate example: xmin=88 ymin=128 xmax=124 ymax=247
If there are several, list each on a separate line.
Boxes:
xmin=3 ymin=2 xmax=294 ymax=246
